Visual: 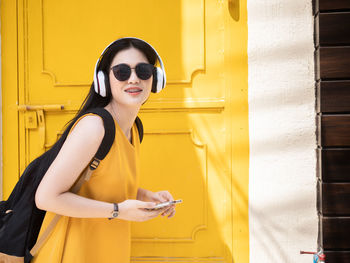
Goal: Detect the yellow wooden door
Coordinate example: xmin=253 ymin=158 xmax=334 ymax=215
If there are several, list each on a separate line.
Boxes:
xmin=1 ymin=0 xmax=249 ymax=262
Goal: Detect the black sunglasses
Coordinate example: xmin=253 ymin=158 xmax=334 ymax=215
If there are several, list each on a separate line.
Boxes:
xmin=110 ymin=63 xmax=155 ymax=81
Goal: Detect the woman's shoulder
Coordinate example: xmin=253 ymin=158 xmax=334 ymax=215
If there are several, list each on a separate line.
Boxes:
xmin=69 ymin=114 xmax=105 ymax=143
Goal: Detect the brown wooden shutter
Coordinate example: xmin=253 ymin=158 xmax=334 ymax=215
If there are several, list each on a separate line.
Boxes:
xmin=315 ymin=1 xmax=350 ymax=261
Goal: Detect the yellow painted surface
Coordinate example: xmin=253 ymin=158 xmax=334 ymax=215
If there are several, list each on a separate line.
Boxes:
xmin=1 ymin=0 xmax=20 ymax=199
xmin=1 ymin=0 xmax=249 ymax=262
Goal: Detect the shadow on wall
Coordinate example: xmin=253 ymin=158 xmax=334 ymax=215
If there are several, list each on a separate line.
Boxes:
xmin=248 ymin=0 xmax=316 ymax=262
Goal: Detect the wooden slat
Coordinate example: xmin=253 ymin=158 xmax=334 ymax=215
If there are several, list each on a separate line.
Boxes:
xmin=318 ymin=81 xmax=350 ymax=113
xmin=321 ymin=149 xmax=350 ymax=181
xmin=317 ymin=47 xmax=350 ymax=80
xmin=319 ymin=115 xmax=350 ymax=147
xmin=317 ymin=0 xmax=350 ymax=12
xmin=322 ymin=217 xmax=350 ymax=249
xmin=316 ymin=12 xmax=350 ymax=46
xmin=322 ymin=183 xmax=350 ymax=215
xmin=324 ymin=251 xmax=350 ymax=263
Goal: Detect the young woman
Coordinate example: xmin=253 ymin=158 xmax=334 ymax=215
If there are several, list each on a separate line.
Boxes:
xmin=33 ymin=37 xmax=175 ymax=262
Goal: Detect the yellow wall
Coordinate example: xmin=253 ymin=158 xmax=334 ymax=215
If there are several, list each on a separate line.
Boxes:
xmin=1 ymin=0 xmax=20 ymax=199
xmin=1 ymin=0 xmax=249 ymax=261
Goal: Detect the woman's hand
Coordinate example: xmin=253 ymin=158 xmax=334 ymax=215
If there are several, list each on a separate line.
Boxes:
xmin=146 ymin=190 xmax=176 ymax=219
xmin=118 ymin=199 xmax=167 ymax=222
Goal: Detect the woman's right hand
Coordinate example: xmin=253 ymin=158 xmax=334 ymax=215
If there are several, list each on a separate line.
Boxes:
xmin=118 ymin=199 xmax=166 ymax=222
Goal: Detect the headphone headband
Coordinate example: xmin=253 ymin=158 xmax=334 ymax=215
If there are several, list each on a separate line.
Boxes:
xmin=93 ymin=37 xmax=166 ymax=97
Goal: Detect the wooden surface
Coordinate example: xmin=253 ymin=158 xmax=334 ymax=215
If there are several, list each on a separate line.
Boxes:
xmin=316 ymin=0 xmax=350 ymax=12
xmin=319 ymin=115 xmax=350 ymax=147
xmin=322 ymin=217 xmax=350 ymax=249
xmin=315 ymin=0 xmax=350 ymax=257
xmin=321 ymin=183 xmax=350 ymax=215
xmin=317 ymin=81 xmax=350 ymax=113
xmin=324 ymin=251 xmax=350 ymax=263
xmin=317 ymin=47 xmax=350 ymax=80
xmin=316 ymin=13 xmax=350 ymax=46
xmin=321 ymin=149 xmax=350 ymax=181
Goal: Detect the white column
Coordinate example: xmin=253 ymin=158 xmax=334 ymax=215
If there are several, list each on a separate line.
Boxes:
xmin=248 ymin=1 xmax=317 ymax=262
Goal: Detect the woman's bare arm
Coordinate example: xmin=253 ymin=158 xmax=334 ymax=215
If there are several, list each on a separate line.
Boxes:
xmin=35 ymin=115 xmax=163 ymax=221
xmin=35 ymin=115 xmax=113 ymax=218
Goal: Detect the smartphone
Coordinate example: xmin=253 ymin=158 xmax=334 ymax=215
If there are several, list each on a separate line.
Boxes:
xmin=147 ymin=199 xmax=182 ymax=210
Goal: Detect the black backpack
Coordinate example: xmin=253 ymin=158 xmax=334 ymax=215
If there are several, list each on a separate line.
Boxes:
xmin=0 ymin=108 xmax=143 ymax=262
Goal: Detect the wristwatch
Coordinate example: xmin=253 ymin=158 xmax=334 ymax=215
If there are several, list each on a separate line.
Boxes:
xmin=109 ymin=203 xmax=119 ymax=220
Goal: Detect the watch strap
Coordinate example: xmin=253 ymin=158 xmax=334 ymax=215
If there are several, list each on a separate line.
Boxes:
xmin=108 ymin=203 xmax=119 ymax=220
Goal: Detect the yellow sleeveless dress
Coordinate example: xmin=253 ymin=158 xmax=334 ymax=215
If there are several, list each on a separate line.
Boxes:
xmin=32 ymin=113 xmax=140 ymax=263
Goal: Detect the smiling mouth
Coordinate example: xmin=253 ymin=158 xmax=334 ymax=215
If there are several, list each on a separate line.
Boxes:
xmin=125 ymin=88 xmax=143 ymax=94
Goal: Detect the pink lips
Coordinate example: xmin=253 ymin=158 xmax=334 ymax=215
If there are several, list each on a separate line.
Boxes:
xmin=124 ymin=87 xmax=143 ymax=95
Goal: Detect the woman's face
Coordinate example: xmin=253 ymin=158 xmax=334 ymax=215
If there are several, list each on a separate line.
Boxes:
xmin=108 ymin=47 xmax=153 ymax=108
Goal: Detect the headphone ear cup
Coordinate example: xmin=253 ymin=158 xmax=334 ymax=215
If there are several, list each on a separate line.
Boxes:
xmin=95 ymin=70 xmax=109 ymax=97
xmin=152 ymin=67 xmax=164 ymax=93
xmin=103 ymin=72 xmax=110 ymax=97
xmin=151 ymin=69 xmax=158 ymax=93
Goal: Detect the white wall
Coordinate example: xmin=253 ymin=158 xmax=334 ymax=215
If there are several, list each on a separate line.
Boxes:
xmin=248 ymin=1 xmax=317 ymax=262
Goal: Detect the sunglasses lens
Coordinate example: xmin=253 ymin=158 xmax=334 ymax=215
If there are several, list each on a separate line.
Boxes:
xmin=136 ymin=63 xmax=154 ymax=80
xmin=112 ymin=64 xmax=131 ymax=81
xmin=111 ymin=63 xmax=154 ymax=81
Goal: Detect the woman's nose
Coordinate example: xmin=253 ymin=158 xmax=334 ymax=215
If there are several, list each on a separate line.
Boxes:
xmin=128 ymin=69 xmax=140 ymax=83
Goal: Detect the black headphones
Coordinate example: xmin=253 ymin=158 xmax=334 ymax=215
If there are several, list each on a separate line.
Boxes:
xmin=93 ymin=37 xmax=166 ymax=97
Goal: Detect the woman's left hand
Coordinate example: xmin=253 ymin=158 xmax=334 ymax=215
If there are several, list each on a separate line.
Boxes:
xmin=148 ymin=190 xmax=176 ymax=218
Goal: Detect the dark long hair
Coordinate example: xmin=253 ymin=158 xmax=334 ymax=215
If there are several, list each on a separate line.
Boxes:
xmin=36 ymin=38 xmax=158 ymax=173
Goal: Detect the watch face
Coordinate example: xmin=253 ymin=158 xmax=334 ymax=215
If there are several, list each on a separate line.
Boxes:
xmin=112 ymin=211 xmax=119 ymax=218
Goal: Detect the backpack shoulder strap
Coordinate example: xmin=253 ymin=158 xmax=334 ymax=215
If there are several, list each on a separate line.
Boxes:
xmin=135 ymin=116 xmax=144 ymax=143
xmin=85 ymin=108 xmax=116 ymax=162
